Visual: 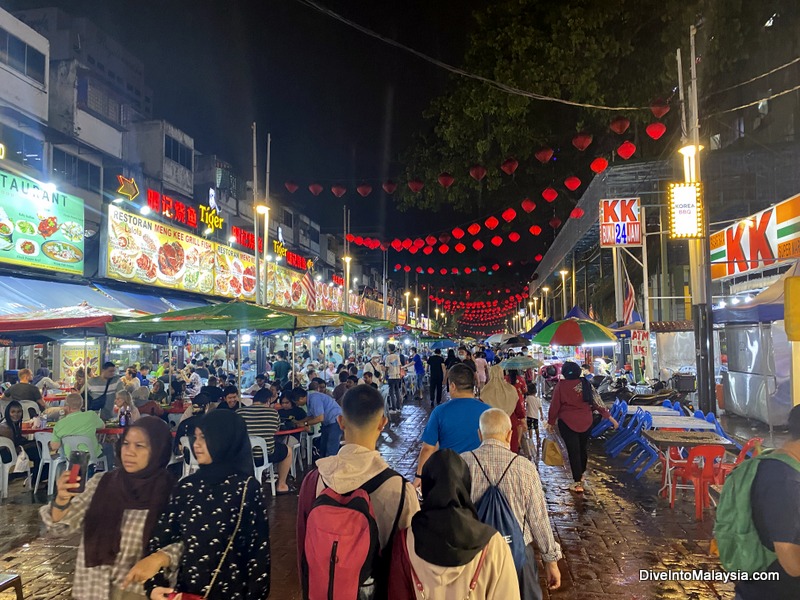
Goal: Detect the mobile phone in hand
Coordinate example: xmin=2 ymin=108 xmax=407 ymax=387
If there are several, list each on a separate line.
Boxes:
xmin=68 ymin=450 xmax=89 ymax=493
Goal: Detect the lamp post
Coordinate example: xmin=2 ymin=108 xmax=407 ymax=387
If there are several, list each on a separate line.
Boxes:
xmin=343 ymin=256 xmax=352 ymax=313
xmin=542 ymin=287 xmax=550 ymax=319
xmin=405 ymin=291 xmax=411 ymax=325
xmin=256 ymin=205 xmax=269 ymax=304
xmin=414 ymin=297 xmax=420 ymax=326
xmin=533 ymin=297 xmax=539 ymax=322
xmin=559 ymin=269 xmax=569 ymax=318
xmin=528 ymin=301 xmax=533 ymax=329
xmin=435 ymin=307 xmax=440 ymax=326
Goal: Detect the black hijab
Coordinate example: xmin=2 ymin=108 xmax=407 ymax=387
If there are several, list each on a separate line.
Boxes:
xmin=84 ymin=416 xmax=175 ymax=567
xmin=411 ymin=449 xmax=496 ymax=567
xmin=195 ymin=409 xmax=254 ymax=484
xmin=562 ymin=361 xmax=594 ymax=403
xmin=2 ymin=401 xmax=24 ymax=444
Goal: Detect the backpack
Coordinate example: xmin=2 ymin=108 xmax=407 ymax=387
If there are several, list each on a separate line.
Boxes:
xmin=299 ymin=467 xmax=406 ymax=600
xmin=470 ymin=453 xmax=526 ymax=571
xmin=714 ymin=450 xmax=800 ymax=574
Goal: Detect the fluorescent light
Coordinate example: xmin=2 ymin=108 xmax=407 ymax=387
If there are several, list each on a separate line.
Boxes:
xmin=228 ymin=235 xmax=236 ymax=243
xmin=62 ymin=340 xmax=95 ymax=346
xmin=203 ymin=227 xmax=213 ymax=235
xmin=140 ymin=205 xmax=151 ymax=215
xmin=112 ymin=198 xmax=124 ymax=204
xmin=731 ymin=298 xmax=740 ymax=305
xmin=118 ymin=344 xmax=141 ymax=349
xmin=241 ymin=334 xmax=251 ymax=343
xmin=309 ymin=335 xmax=317 ymax=342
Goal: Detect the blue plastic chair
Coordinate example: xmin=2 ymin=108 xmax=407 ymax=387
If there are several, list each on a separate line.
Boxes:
xmin=672 ymin=400 xmax=683 ymax=415
xmin=662 ymin=399 xmax=672 ymax=408
xmin=604 ymin=406 xmax=640 ymax=454
xmin=693 ymin=409 xmax=705 ymax=419
xmin=591 ymin=400 xmax=624 ymax=438
xmin=705 ymin=412 xmax=742 ymax=451
xmin=608 ymin=412 xmax=650 ymax=458
xmin=623 ymin=413 xmax=654 ymax=468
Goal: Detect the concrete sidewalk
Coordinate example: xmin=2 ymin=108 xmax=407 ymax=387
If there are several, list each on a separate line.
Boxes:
xmin=0 ymin=397 xmax=734 ymax=599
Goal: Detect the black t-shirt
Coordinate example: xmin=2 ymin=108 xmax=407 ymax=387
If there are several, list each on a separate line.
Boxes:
xmin=427 ymin=355 xmax=445 ymax=381
xmin=278 ymin=406 xmax=307 ymax=429
xmin=199 ymin=386 xmax=224 ymax=403
xmin=195 ymin=367 xmax=210 ymax=379
xmin=736 ymin=459 xmax=800 ymax=600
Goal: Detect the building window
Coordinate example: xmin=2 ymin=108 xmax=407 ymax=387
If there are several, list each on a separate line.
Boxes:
xmin=283 ymin=209 xmax=293 ymax=229
xmin=77 ymin=77 xmax=121 ymax=124
xmin=51 ymin=148 xmax=101 ymax=194
xmin=164 ymin=135 xmax=192 ymax=170
xmin=308 ymin=227 xmax=320 ymax=244
xmin=0 ymin=26 xmax=46 ymax=85
xmin=0 ymin=123 xmax=43 ymax=171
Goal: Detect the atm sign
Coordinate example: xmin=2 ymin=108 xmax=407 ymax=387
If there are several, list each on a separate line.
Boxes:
xmin=599 ymin=198 xmax=642 ymax=247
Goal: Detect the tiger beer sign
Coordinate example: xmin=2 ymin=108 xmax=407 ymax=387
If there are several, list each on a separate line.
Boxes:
xmin=710 ymin=193 xmax=800 ymax=280
xmin=599 ymin=198 xmax=642 ymax=247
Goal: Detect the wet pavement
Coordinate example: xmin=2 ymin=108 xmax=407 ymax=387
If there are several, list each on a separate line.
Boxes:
xmin=0 ymin=397 xmax=736 ymax=599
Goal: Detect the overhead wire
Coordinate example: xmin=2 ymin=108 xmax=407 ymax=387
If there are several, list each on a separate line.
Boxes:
xmin=703 ymin=56 xmax=800 ymax=98
xmin=706 ymin=82 xmax=800 ymax=117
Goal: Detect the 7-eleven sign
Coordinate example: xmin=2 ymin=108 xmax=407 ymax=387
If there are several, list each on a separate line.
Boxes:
xmin=599 ymin=198 xmax=642 ymax=247
xmin=710 ymin=193 xmax=800 ymax=280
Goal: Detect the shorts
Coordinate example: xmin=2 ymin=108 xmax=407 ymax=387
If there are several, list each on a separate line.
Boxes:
xmin=254 ymin=442 xmax=289 ymax=466
xmin=527 ymin=417 xmax=539 ymax=431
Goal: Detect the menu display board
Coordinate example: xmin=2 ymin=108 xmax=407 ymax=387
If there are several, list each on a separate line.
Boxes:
xmin=60 ymin=347 xmax=99 ymax=381
xmin=0 ymin=168 xmax=85 ymax=275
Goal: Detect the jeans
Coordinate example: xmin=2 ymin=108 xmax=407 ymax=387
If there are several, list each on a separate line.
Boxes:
xmin=388 ymin=378 xmax=402 ymax=411
xmin=320 ymin=422 xmax=343 ymax=458
xmin=519 ymin=544 xmax=542 ymax=600
xmin=558 ymin=420 xmax=590 ymax=482
xmin=416 ymin=372 xmax=425 ymax=396
xmin=429 ymin=379 xmax=443 ymax=405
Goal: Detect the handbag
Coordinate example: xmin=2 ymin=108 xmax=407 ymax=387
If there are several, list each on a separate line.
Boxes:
xmin=542 ymin=437 xmax=564 ymax=467
xmin=175 ymin=477 xmax=252 ymax=600
xmin=13 ymin=448 xmax=30 ymax=473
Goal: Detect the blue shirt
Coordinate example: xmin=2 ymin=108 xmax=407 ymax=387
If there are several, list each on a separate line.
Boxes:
xmin=307 ymin=391 xmax=343 ymax=426
xmin=420 ymin=397 xmax=490 ymax=453
xmin=485 ymin=349 xmax=495 ymax=364
xmin=412 ymin=354 xmax=425 ymax=375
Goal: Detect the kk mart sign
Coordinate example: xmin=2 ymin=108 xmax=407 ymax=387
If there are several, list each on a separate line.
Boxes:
xmin=599 ymin=198 xmax=642 ymax=247
xmin=710 ymin=193 xmax=800 ymax=280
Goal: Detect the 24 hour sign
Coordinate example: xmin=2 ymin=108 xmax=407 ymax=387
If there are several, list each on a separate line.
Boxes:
xmin=599 ymin=198 xmax=642 ymax=247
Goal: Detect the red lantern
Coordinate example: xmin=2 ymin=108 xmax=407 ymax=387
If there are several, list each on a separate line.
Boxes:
xmin=467 ymin=223 xmax=481 ymax=236
xmin=408 ymin=179 xmax=424 ymax=193
xmin=500 ymin=158 xmax=519 ymax=175
xmin=572 ymin=132 xmax=593 ymax=151
xmin=534 ymin=148 xmax=553 ymax=164
xmin=469 ymin=165 xmax=487 ymax=181
xmin=617 ymin=141 xmax=636 ymax=160
xmin=464 ymin=267 xmax=472 ymax=274
xmin=570 ymin=207 xmax=585 ymax=219
xmin=479 ymin=266 xmax=487 ymax=272
xmin=521 ymin=198 xmax=536 ymax=213
xmin=542 ymin=187 xmax=558 ymax=203
xmin=403 ymin=265 xmax=411 ymax=272
xmin=414 ymin=238 xmax=425 ymax=248
xmin=438 ymin=172 xmax=455 ymax=188
xmin=455 ymin=243 xmax=466 ymax=253
xmin=452 ymin=227 xmax=465 ymax=239
xmin=439 ymin=244 xmax=449 ymax=254
xmin=380 ymin=242 xmax=389 ymax=251
xmin=609 ymin=116 xmax=630 ymax=135
xmin=529 ymin=225 xmax=542 ymax=236
xmin=646 ymin=122 xmax=667 ymax=140
xmin=485 ymin=216 xmax=499 ymax=230
xmin=440 ymin=268 xmax=448 ymax=275
xmin=416 ymin=266 xmax=423 ymax=273
xmin=284 ymin=181 xmax=299 ymax=193
xmin=382 ymin=181 xmax=397 ymax=194
xmin=451 ymin=268 xmax=459 ymax=274
xmin=549 ymin=217 xmax=562 ymax=229
xmin=491 ymin=264 xmax=500 ymax=271
xmin=309 ymin=183 xmax=323 ymax=196
xmin=423 ymin=246 xmax=433 ymax=255
xmin=564 ymin=176 xmax=581 ymax=191
xmin=356 ymin=184 xmax=372 ymax=197
xmin=401 ymin=238 xmax=412 ymax=249
xmin=535 ymin=254 xmax=543 ymax=262
xmin=508 ymin=232 xmax=521 ymax=243
xmin=394 ymin=263 xmax=402 ymax=270
xmin=354 ymin=236 xmax=364 ymax=245
xmin=424 ymin=235 xmax=437 ymax=246
xmin=590 ymin=157 xmax=609 ymax=173
xmin=650 ymin=98 xmax=670 ymax=119
xmin=491 ymin=236 xmax=503 ymax=247
xmin=345 ymin=233 xmax=355 ymax=242
xmin=331 ymin=185 xmax=347 ymax=198
xmin=438 ymin=233 xmax=451 ymax=244
xmin=501 ymin=208 xmax=517 ymax=222
xmin=472 ymin=240 xmax=484 ymax=251
xmin=391 ymin=239 xmax=402 ymax=251
xmin=408 ymin=246 xmax=418 ymax=254
xmin=427 ymin=267 xmax=435 ymax=274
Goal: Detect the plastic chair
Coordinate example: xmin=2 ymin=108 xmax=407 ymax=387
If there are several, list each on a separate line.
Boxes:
xmin=715 ymin=437 xmax=763 ymax=484
xmin=33 ymin=432 xmax=67 ymax=496
xmin=179 ymin=436 xmax=199 ymax=479
xmin=19 ymin=401 xmax=40 ymax=419
xmin=671 ymin=400 xmax=683 ymax=415
xmin=622 ymin=413 xmax=654 ymax=468
xmin=289 ymin=438 xmax=302 ymax=479
xmin=606 ymin=410 xmax=646 ymax=457
xmin=60 ymin=435 xmax=108 ymax=474
xmin=249 ymin=436 xmax=277 ymax=496
xmin=306 ymin=431 xmax=322 ymax=467
xmin=0 ymin=438 xmax=18 ymax=499
xmin=591 ymin=400 xmax=623 ymax=438
xmin=693 ymin=409 xmax=705 ymax=419
xmin=662 ymin=399 xmax=672 ymax=408
xmin=670 ymin=445 xmax=725 ymax=520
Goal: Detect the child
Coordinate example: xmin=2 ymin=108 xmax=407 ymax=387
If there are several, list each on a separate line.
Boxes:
xmin=525 ymin=382 xmax=543 ymax=447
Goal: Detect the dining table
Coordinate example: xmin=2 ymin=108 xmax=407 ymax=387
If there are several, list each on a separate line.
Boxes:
xmin=648 ymin=416 xmax=717 ymax=431
xmin=625 ymin=405 xmax=682 ymax=416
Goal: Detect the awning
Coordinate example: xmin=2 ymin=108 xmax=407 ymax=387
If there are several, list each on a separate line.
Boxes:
xmin=93 ymin=284 xmax=212 ymax=314
xmin=0 ymin=276 xmax=129 ymax=315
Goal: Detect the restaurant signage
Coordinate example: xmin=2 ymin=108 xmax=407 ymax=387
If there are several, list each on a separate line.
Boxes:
xmin=631 ymin=329 xmax=649 ymax=357
xmin=102 ymin=205 xmax=256 ymax=300
xmin=145 ymin=186 xmax=224 ymax=233
xmin=332 ymin=274 xmax=345 ymax=286
xmin=230 ymin=225 xmax=264 ymax=253
xmin=599 ymin=198 xmax=642 ymax=247
xmin=273 ymin=239 xmax=312 ymax=270
xmin=710 ymin=192 xmax=800 ymax=280
xmin=0 ymin=167 xmax=85 ymax=275
xmin=668 ymin=182 xmax=704 ymax=239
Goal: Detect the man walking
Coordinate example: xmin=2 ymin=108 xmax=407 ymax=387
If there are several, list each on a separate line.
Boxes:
xmin=426 ymin=349 xmax=446 ymax=407
xmin=462 ymin=408 xmax=562 ymax=599
xmin=410 ymin=347 xmax=425 ymax=401
xmin=384 ymin=344 xmax=403 ymax=414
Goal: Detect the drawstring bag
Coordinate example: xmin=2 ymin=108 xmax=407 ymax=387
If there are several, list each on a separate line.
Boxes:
xmin=542 ymin=436 xmax=564 ymax=467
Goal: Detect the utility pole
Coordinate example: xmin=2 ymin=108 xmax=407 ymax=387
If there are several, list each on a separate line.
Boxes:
xmin=252 ymin=122 xmax=260 ymax=305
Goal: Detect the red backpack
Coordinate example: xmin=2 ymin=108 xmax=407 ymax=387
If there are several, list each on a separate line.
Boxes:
xmin=298 ymin=468 xmax=406 ymax=600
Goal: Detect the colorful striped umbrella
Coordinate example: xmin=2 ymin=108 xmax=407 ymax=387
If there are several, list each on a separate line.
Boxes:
xmin=532 ymin=318 xmax=618 ymax=346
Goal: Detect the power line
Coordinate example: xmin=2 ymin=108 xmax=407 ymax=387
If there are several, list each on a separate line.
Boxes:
xmin=707 ymin=82 xmax=800 ymax=117
xmin=704 ymin=56 xmax=800 ymax=98
xmin=294 ymin=0 xmax=647 ymax=112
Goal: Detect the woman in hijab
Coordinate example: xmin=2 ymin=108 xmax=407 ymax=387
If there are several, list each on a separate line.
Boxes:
xmin=547 ymin=361 xmax=618 ymax=493
xmin=40 ymin=416 xmax=176 ymax=600
xmin=388 ymin=449 xmax=519 ymax=599
xmin=0 ymin=400 xmax=40 ymax=471
xmin=129 ymin=410 xmax=271 ymax=600
xmin=481 ymin=365 xmax=527 ymax=454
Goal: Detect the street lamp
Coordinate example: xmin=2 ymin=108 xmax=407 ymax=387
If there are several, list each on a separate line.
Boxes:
xmin=256 ymin=204 xmax=269 ymax=304
xmin=435 ymin=307 xmax=440 ymax=325
xmin=404 ymin=291 xmax=411 ymax=325
xmin=343 ymin=256 xmax=352 ymax=313
xmin=542 ymin=287 xmax=550 ymax=318
xmin=559 ymin=269 xmax=569 ymax=318
xmin=528 ymin=301 xmax=533 ymax=329
xmin=414 ymin=297 xmax=420 ymax=325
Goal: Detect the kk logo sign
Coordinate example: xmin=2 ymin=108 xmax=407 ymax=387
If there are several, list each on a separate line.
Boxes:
xmin=599 ymin=198 xmax=642 ymax=247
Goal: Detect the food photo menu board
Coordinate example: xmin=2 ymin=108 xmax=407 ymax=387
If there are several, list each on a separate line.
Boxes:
xmin=103 ymin=205 xmax=255 ymax=300
xmin=0 ymin=167 xmax=85 ymax=275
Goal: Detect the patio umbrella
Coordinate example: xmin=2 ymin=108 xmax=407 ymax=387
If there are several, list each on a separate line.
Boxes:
xmin=500 ymin=336 xmax=530 ymax=348
xmin=485 ymin=333 xmax=513 ymax=345
xmin=430 ymin=339 xmax=457 ymax=350
xmin=532 ymin=318 xmax=618 ymax=346
xmin=500 ymin=356 xmax=541 ymax=370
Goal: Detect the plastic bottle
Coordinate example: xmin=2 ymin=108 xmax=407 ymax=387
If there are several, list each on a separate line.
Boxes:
xmin=124 ymin=408 xmax=132 ymax=426
xmin=119 ymin=409 xmax=128 ymax=428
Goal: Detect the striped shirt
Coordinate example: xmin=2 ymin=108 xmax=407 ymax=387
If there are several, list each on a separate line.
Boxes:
xmin=236 ymin=404 xmax=281 ymax=453
xmin=461 ymin=438 xmax=562 ymax=562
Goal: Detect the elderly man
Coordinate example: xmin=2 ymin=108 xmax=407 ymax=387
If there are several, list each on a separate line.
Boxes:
xmin=462 ymin=408 xmax=562 ymax=600
xmin=50 ymin=393 xmax=104 ymax=457
xmin=3 ymin=367 xmax=44 ymax=412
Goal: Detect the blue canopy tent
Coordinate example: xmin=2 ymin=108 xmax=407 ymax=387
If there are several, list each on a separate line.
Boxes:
xmin=565 ymin=305 xmax=591 ymax=320
xmin=430 ymin=339 xmax=457 ymax=350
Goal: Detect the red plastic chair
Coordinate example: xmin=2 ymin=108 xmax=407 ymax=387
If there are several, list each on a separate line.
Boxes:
xmin=714 ymin=437 xmax=763 ymax=484
xmin=670 ymin=445 xmax=725 ymax=521
xmin=658 ymin=428 xmax=687 ymax=497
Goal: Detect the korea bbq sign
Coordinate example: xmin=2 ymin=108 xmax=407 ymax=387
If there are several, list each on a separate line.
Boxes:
xmin=599 ymin=198 xmax=642 ymax=247
xmin=710 ymin=193 xmax=800 ymax=280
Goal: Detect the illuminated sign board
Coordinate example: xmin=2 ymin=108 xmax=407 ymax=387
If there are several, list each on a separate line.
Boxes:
xmin=668 ymin=182 xmax=704 ymax=239
xmin=599 ymin=198 xmax=642 ymax=247
xmin=710 ymin=192 xmax=800 ymax=280
xmin=0 ymin=143 xmax=5 ymax=160
xmin=230 ymin=225 xmax=264 ymax=253
xmin=144 ymin=185 xmax=224 ymax=233
xmin=332 ymin=274 xmax=344 ymax=286
xmin=273 ymin=239 xmax=312 ymax=270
